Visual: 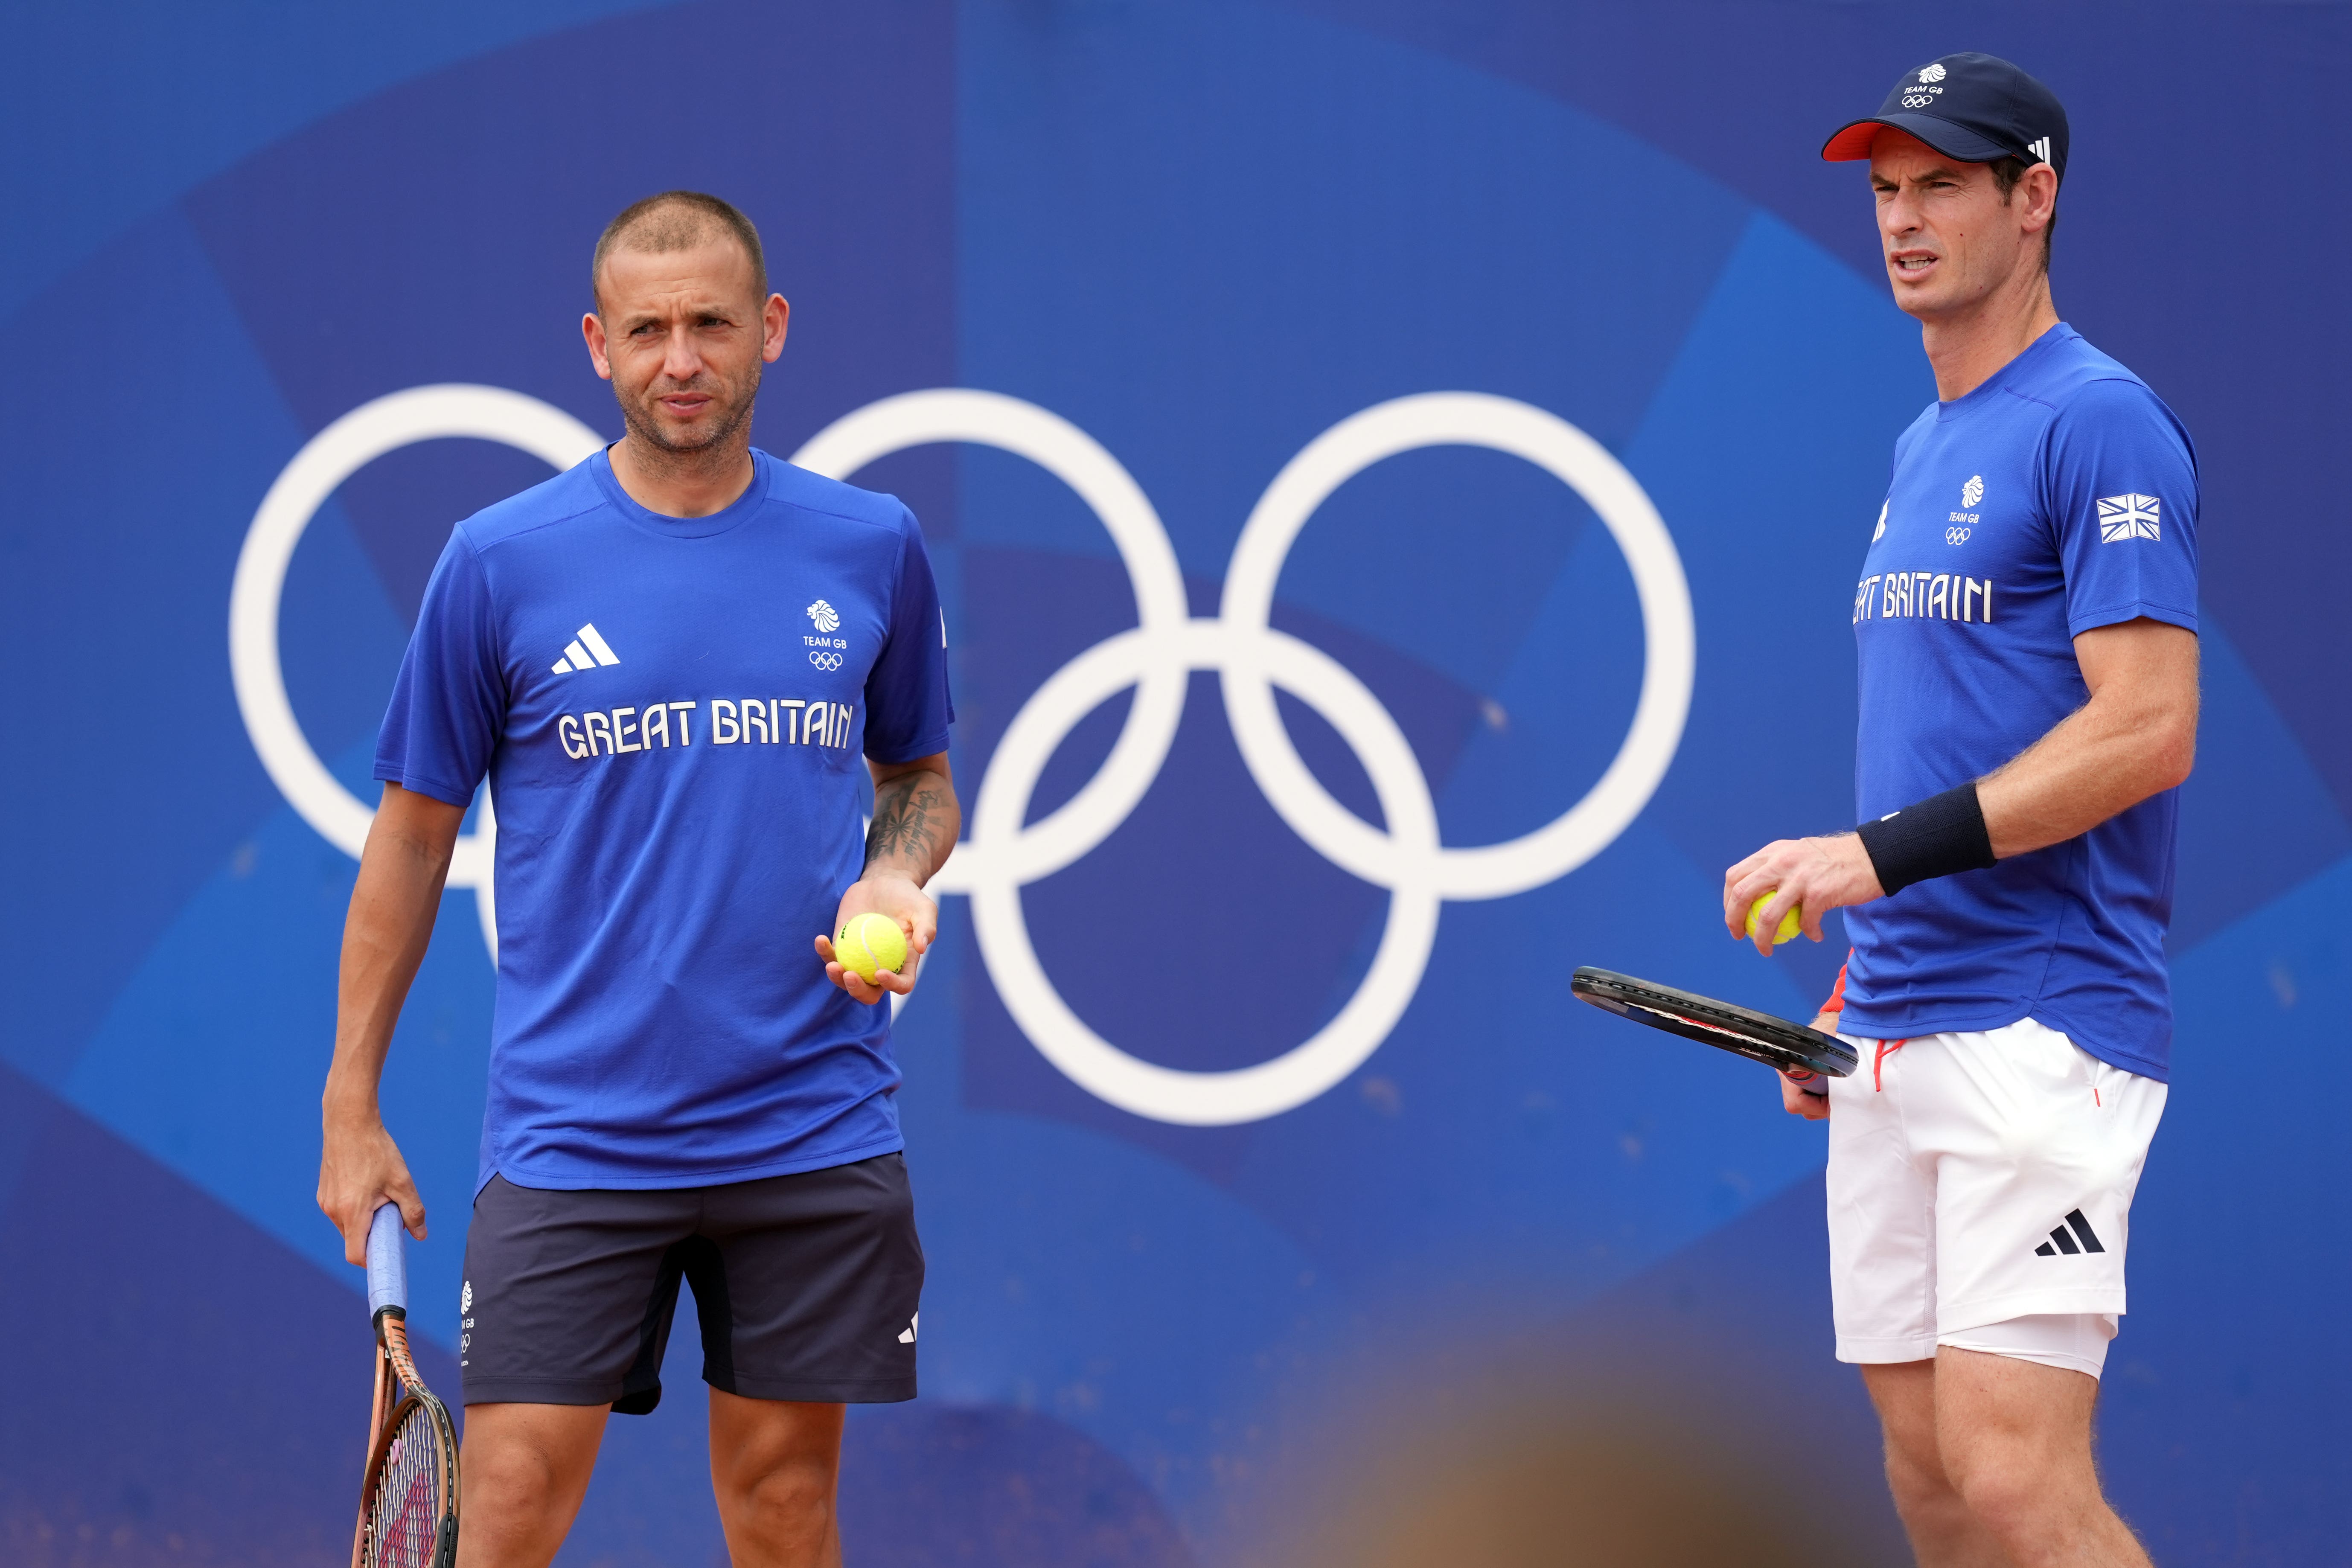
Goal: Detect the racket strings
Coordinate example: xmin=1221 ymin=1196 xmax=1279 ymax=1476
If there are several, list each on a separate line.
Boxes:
xmin=366 ymin=1403 xmax=445 ymax=1566
xmin=1629 ymin=1003 xmax=1750 ymax=1040
xmin=360 ymin=1321 xmax=455 ymax=1567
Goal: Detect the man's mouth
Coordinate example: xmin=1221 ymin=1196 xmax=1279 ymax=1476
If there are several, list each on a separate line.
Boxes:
xmin=658 ymin=392 xmax=713 ymax=417
xmin=1891 ymin=252 xmax=1938 ymax=277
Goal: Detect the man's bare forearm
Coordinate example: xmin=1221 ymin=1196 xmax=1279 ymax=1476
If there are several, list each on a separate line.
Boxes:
xmin=863 ymin=757 xmax=959 ymax=887
xmin=1978 ymin=621 xmax=2197 ymax=859
xmin=324 ymin=785 xmax=465 ymax=1119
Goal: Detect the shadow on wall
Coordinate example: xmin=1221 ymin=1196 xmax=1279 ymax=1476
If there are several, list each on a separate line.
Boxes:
xmin=1258 ymin=1390 xmax=1873 ymax=1568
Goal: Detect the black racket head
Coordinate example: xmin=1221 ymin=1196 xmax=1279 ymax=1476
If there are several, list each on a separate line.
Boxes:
xmin=1570 ymin=966 xmax=1857 ymax=1079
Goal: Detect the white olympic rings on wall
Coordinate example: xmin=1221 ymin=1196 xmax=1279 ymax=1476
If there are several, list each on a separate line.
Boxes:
xmin=789 ymin=389 xmax=1694 ymax=1125
xmin=235 ymin=384 xmax=1692 ymax=1126
xmin=228 ymin=385 xmax=606 ymax=959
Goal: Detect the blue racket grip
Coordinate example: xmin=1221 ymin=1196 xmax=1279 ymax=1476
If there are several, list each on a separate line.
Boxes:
xmin=366 ymin=1202 xmax=408 ymax=1321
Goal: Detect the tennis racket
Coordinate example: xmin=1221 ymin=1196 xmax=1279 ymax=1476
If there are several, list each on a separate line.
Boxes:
xmin=1569 ymin=966 xmax=1856 ymax=1091
xmin=352 ymin=1203 xmax=460 ymax=1568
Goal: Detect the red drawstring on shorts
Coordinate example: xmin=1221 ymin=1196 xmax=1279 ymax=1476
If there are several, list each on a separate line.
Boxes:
xmin=1873 ymin=1038 xmax=1909 ymax=1092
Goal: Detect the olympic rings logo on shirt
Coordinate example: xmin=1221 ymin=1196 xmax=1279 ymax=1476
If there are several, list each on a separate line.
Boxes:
xmin=810 ymin=650 xmax=844 ymax=671
xmin=233 ymin=384 xmax=1694 ymax=1126
xmin=1946 ymin=526 xmax=1972 ymax=545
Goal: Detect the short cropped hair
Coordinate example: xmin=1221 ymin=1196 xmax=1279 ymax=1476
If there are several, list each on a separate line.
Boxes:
xmin=591 ymin=191 xmax=768 ymax=308
xmin=1985 ymin=156 xmax=2057 ymax=271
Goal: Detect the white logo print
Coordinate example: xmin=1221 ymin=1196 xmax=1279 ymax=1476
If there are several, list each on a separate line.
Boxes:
xmin=1872 ymin=501 xmax=1887 ymax=542
xmin=550 ymin=623 xmax=620 ymax=675
xmin=1918 ymin=63 xmax=1947 ymax=83
xmin=461 ymin=1280 xmax=473 ymax=1313
xmin=1961 ymin=475 xmax=1984 ymax=509
xmin=2028 ymin=136 xmax=2052 ymax=164
xmin=2098 ymin=494 xmax=2162 ymax=543
xmin=898 ymin=1312 xmax=919 ymax=1345
xmin=807 ymin=599 xmax=840 ymax=634
xmin=810 ymin=650 xmax=844 ymax=671
xmin=791 ymin=388 xmax=1692 ymax=1126
xmin=237 ymin=385 xmax=1694 ymax=1126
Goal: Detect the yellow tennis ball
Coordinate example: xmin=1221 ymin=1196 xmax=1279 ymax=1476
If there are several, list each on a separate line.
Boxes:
xmin=836 ymin=913 xmax=909 ymax=983
xmin=1746 ymin=895 xmax=1802 ymax=945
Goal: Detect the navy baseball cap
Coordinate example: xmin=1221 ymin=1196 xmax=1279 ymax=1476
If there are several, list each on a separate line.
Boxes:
xmin=1822 ymin=52 xmax=2068 ymax=182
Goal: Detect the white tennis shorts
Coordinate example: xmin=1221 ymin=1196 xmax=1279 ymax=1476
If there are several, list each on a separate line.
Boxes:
xmin=1826 ymin=1018 xmax=2166 ymax=1376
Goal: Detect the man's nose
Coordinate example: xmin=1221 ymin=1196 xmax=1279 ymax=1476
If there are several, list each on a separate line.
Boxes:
xmin=661 ymin=332 xmax=704 ymax=384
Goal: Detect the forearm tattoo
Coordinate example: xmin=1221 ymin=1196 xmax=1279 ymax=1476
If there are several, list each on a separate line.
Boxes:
xmin=865 ymin=774 xmax=945 ymax=873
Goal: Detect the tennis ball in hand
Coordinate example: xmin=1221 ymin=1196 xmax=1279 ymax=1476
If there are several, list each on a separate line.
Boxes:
xmin=1746 ymin=895 xmax=1803 ymax=945
xmin=835 ymin=913 xmax=910 ymax=983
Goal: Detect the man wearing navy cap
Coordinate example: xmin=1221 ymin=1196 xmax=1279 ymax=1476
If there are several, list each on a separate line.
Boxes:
xmin=1723 ymin=54 xmax=2196 ymax=1568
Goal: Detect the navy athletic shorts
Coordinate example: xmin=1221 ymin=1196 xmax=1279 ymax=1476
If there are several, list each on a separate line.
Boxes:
xmin=458 ymin=1153 xmax=923 ymax=1412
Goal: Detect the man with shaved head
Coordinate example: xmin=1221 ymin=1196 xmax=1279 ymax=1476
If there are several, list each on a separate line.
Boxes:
xmin=319 ymin=190 xmax=959 ymax=1565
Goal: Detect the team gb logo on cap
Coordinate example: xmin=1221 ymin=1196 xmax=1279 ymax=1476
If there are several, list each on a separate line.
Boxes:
xmin=1918 ymin=63 xmax=1947 ymax=83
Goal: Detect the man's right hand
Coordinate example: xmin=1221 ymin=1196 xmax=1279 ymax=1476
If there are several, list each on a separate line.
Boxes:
xmin=1779 ymin=1010 xmax=1843 ymax=1121
xmin=318 ymin=783 xmax=462 ymax=1265
xmin=318 ymin=1106 xmax=426 ymax=1266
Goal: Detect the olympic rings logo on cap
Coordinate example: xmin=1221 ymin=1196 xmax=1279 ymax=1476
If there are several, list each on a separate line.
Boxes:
xmin=233 ymin=385 xmax=1693 ymax=1127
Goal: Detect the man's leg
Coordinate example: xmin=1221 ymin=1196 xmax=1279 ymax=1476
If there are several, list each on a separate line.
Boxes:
xmin=1934 ymin=1346 xmax=2150 ymax=1568
xmin=454 ymin=1402 xmax=609 ymax=1568
xmin=1860 ymin=1360 xmax=2013 ymax=1568
xmin=708 ymin=1391 xmax=846 ymax=1568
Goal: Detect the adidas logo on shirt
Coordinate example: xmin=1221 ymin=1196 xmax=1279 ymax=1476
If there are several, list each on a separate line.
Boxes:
xmin=897 ymin=1312 xmax=919 ymax=1345
xmin=2034 ymin=1209 xmax=2106 ymax=1257
xmin=551 ymin=623 xmax=621 ymax=675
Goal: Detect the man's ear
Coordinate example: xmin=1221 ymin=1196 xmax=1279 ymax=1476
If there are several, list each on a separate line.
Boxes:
xmin=2020 ymin=163 xmax=2060 ymax=233
xmin=582 ymin=311 xmax=614 ymax=381
xmin=762 ymin=294 xmax=790 ymax=364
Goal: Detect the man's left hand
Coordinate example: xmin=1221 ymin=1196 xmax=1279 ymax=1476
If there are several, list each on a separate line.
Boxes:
xmin=818 ymin=873 xmax=937 ymax=1004
xmin=1723 ymin=833 xmax=1884 ymax=956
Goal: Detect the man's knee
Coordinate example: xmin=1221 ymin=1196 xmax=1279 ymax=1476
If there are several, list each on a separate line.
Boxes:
xmin=456 ymin=1402 xmax=607 ymax=1560
xmin=725 ymin=1453 xmax=839 ymax=1526
xmin=710 ymin=1393 xmax=844 ymax=1540
xmin=1942 ymin=1444 xmax=2061 ymax=1537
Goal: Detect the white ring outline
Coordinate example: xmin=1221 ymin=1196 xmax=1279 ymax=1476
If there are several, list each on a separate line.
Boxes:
xmin=228 ymin=384 xmax=605 ymax=959
xmin=1222 ymin=393 xmax=1694 ymax=900
xmin=789 ymin=389 xmax=1694 ymax=1125
xmin=235 ymin=385 xmax=1689 ymax=1123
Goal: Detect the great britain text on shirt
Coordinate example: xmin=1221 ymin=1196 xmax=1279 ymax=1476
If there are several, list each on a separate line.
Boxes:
xmin=1854 ymin=570 xmax=1995 ymax=624
xmin=556 ymin=698 xmax=857 ymax=759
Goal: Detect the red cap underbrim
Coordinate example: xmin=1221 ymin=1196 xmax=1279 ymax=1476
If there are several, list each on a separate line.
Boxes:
xmin=1821 ymin=114 xmax=2018 ymax=166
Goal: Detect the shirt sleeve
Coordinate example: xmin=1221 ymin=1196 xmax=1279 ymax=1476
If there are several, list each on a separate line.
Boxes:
xmin=2043 ymin=377 xmax=2200 ymax=638
xmin=373 ymin=528 xmax=505 ymax=806
xmin=862 ymin=506 xmax=956 ymax=764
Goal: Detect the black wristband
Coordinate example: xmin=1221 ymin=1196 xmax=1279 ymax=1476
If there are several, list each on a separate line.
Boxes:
xmin=1854 ymin=781 xmax=1996 ymax=896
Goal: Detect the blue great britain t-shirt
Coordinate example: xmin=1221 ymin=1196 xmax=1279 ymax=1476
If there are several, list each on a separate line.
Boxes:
xmin=375 ymin=447 xmax=954 ymax=1190
xmin=1841 ymin=324 xmax=2197 ymax=1081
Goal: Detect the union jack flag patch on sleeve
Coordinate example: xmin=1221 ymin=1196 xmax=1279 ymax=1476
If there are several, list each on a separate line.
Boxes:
xmin=2096 ymin=493 xmax=2162 ymax=543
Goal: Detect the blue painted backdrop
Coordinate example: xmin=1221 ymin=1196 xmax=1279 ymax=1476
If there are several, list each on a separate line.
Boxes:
xmin=3 ymin=3 xmax=2346 ymax=1563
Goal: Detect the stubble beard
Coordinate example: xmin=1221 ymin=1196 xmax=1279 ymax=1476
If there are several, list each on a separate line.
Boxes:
xmin=617 ymin=359 xmax=762 ymax=472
